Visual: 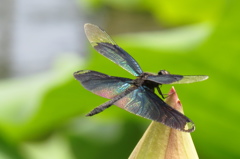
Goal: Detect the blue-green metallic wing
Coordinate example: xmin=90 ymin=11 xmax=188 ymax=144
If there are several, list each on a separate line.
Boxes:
xmin=114 ymin=86 xmax=195 ymax=132
xmin=84 ymin=23 xmax=143 ymax=76
xmin=147 ymin=74 xmax=208 ymax=84
xmin=73 ymin=70 xmax=133 ymax=99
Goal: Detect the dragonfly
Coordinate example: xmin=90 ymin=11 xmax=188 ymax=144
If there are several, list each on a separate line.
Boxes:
xmin=74 ymin=23 xmax=208 ymax=132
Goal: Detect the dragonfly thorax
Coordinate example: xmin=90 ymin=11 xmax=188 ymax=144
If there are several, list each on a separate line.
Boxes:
xmin=133 ymin=73 xmax=149 ymax=87
xmin=133 ymin=72 xmax=159 ymax=91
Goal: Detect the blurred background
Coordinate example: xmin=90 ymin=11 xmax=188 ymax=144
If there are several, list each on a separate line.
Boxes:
xmin=0 ymin=0 xmax=239 ymax=158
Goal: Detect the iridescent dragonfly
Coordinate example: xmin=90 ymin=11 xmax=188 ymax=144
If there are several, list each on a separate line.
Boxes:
xmin=74 ymin=23 xmax=208 ymax=132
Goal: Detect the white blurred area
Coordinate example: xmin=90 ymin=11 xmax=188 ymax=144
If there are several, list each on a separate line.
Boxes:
xmin=0 ymin=0 xmax=86 ymax=78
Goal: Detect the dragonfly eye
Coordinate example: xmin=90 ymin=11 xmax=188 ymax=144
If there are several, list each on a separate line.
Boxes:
xmin=158 ymin=70 xmax=170 ymax=75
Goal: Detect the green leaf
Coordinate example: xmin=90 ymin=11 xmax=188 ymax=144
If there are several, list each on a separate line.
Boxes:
xmin=0 ymin=54 xmax=85 ymax=141
xmin=21 ymin=134 xmax=76 ymax=159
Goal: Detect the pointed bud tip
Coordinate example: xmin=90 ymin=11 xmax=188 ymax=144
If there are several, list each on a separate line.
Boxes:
xmin=166 ymin=86 xmax=183 ymax=112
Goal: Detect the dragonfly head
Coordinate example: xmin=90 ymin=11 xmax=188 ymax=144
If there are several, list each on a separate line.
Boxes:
xmin=158 ymin=70 xmax=170 ymax=75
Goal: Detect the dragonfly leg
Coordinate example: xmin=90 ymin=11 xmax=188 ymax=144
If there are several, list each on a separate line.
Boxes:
xmin=156 ymin=86 xmax=168 ymax=99
xmin=157 ymin=86 xmax=176 ymax=99
xmin=156 ymin=86 xmax=164 ymax=99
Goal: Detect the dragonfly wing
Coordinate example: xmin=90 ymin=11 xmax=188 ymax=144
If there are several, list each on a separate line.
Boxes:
xmin=114 ymin=86 xmax=195 ymax=132
xmin=170 ymin=75 xmax=209 ymax=84
xmin=84 ymin=23 xmax=143 ymax=76
xmin=73 ymin=70 xmax=133 ymax=99
xmin=147 ymin=74 xmax=208 ymax=84
xmin=147 ymin=74 xmax=183 ymax=84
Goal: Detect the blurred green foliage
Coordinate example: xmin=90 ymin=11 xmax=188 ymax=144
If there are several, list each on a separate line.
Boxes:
xmin=1 ymin=0 xmax=240 ymax=158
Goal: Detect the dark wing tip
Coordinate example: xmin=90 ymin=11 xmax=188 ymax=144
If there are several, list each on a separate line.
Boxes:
xmin=84 ymin=23 xmax=104 ymax=31
xmin=73 ymin=70 xmax=90 ymax=79
xmin=183 ymin=121 xmax=195 ymax=132
xmin=171 ymin=75 xmax=209 ymax=84
xmin=159 ymin=114 xmax=195 ymax=132
xmin=84 ymin=23 xmax=92 ymax=27
xmin=84 ymin=23 xmax=97 ymax=31
xmin=84 ymin=23 xmax=116 ymax=46
xmin=84 ymin=23 xmax=94 ymax=28
xmin=196 ymin=75 xmax=209 ymax=81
